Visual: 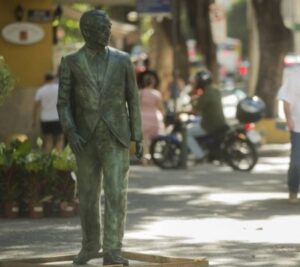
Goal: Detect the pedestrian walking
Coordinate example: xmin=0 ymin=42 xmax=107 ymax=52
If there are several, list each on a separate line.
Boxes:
xmin=139 ymin=74 xmax=164 ymax=163
xmin=277 ymin=65 xmax=300 ymax=203
xmin=32 ymin=72 xmax=64 ymax=152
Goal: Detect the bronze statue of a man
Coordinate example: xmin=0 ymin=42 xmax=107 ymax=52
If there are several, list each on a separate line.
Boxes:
xmin=57 ymin=9 xmax=143 ymax=266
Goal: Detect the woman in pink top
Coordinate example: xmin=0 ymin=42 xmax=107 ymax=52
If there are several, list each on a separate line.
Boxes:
xmin=139 ymin=74 xmax=165 ymax=161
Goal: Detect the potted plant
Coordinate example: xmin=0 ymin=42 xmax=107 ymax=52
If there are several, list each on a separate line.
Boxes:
xmin=39 ymin=144 xmax=57 ymax=217
xmin=0 ymin=140 xmax=30 ymax=218
xmin=52 ymin=146 xmax=77 ymax=217
xmin=0 ymin=142 xmax=19 ymax=218
xmin=23 ymin=138 xmax=49 ymax=219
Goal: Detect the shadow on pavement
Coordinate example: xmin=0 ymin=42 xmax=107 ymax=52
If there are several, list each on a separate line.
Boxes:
xmin=1 ymin=144 xmax=299 ymax=267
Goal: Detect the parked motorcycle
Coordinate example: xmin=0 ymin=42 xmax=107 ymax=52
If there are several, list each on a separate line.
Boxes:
xmin=150 ymin=96 xmax=265 ymax=172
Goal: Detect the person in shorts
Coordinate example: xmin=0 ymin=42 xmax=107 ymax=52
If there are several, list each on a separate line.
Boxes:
xmin=32 ymin=73 xmax=64 ymax=152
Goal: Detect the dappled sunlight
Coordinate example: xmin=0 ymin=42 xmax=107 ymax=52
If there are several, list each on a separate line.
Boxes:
xmin=126 ymin=156 xmax=300 ymax=267
xmin=204 ymin=192 xmax=287 ymax=205
xmin=254 ymin=157 xmax=289 ymax=174
xmin=128 ymin=185 xmax=209 ymax=195
xmin=258 ymin=157 xmax=289 ymax=165
xmin=243 ymin=179 xmax=281 ymax=186
xmin=44 ymin=261 xmax=71 ymax=265
xmin=126 ymin=215 xmax=300 ymax=244
xmin=0 ymin=219 xmax=80 ymax=233
xmin=259 ymin=143 xmax=291 ymax=154
xmin=0 ymin=246 xmax=37 ymax=259
xmin=0 ymin=218 xmax=81 ymax=260
xmin=253 ymin=166 xmax=287 ymax=174
xmin=132 ymin=165 xmax=213 ymax=176
xmin=2 ymin=145 xmax=299 ymax=266
xmin=126 ymin=208 xmax=149 ymax=215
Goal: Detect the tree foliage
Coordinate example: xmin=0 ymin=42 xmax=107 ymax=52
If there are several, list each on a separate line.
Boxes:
xmin=57 ymin=4 xmax=94 ymax=44
xmin=0 ymin=57 xmax=15 ymax=106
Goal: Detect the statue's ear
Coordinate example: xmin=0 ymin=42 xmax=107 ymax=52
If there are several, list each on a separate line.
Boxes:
xmin=81 ymin=26 xmax=89 ymax=39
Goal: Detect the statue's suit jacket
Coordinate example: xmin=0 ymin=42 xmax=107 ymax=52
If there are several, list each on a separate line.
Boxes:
xmin=57 ymin=45 xmax=143 ymax=147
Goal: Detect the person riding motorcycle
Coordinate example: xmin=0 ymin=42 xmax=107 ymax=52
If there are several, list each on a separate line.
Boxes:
xmin=187 ymin=70 xmax=227 ymax=161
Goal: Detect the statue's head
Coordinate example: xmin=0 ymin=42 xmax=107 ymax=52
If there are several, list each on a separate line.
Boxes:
xmin=80 ymin=9 xmax=112 ymax=49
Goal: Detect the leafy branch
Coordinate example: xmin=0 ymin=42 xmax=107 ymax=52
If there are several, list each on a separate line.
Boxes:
xmin=0 ymin=56 xmax=15 ymax=106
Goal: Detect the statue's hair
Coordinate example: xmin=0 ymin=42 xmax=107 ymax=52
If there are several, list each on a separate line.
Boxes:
xmin=80 ymin=9 xmax=111 ymax=32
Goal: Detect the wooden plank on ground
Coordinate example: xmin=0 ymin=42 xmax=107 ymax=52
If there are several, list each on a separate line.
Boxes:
xmin=0 ymin=251 xmax=208 ymax=267
xmin=125 ymin=260 xmax=209 ymax=267
xmin=122 ymin=251 xmax=195 ymax=263
xmin=4 ymin=254 xmax=77 ymax=264
xmin=0 ymin=261 xmax=50 ymax=267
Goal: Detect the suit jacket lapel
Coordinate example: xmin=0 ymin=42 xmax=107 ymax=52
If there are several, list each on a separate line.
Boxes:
xmin=100 ymin=47 xmax=113 ymax=97
xmin=74 ymin=46 xmax=113 ymax=99
xmin=80 ymin=50 xmax=98 ymax=90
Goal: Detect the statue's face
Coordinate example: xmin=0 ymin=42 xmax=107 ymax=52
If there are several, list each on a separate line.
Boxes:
xmin=83 ymin=15 xmax=111 ymax=48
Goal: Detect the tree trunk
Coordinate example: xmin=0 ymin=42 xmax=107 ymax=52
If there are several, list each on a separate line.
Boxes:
xmin=185 ymin=0 xmax=218 ymax=82
xmin=160 ymin=1 xmax=190 ymax=81
xmin=148 ymin=18 xmax=173 ymax=103
xmin=252 ymin=0 xmax=293 ymax=118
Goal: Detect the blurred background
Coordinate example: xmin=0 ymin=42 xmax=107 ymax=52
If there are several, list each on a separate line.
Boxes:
xmin=0 ymin=0 xmax=298 ymax=144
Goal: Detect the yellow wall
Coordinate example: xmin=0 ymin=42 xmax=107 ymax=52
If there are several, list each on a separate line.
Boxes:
xmin=0 ymin=0 xmax=53 ymax=88
xmin=255 ymin=118 xmax=290 ymax=144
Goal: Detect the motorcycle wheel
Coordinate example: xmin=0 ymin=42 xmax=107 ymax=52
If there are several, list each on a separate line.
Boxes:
xmin=223 ymin=135 xmax=258 ymax=171
xmin=150 ymin=136 xmax=181 ymax=169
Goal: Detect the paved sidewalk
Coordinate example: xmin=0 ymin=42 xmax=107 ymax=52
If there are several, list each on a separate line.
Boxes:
xmin=1 ymin=144 xmax=299 ymax=267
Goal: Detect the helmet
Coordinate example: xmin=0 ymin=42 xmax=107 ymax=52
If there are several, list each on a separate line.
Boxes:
xmin=194 ymin=70 xmax=212 ymax=89
xmin=236 ymin=96 xmax=266 ymax=123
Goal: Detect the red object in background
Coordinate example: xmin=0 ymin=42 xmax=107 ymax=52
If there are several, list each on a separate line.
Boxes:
xmin=191 ymin=88 xmax=204 ymax=97
xmin=239 ymin=65 xmax=248 ymax=76
xmin=19 ymin=30 xmax=28 ymax=41
xmin=244 ymin=123 xmax=254 ymax=131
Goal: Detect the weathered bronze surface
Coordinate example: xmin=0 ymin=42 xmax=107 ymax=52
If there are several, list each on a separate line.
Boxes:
xmin=57 ymin=9 xmax=143 ymax=265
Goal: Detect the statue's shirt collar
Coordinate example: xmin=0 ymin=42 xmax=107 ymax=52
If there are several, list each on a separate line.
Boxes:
xmin=83 ymin=45 xmax=107 ymax=59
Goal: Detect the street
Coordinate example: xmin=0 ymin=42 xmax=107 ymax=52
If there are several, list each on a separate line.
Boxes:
xmin=0 ymin=144 xmax=299 ymax=267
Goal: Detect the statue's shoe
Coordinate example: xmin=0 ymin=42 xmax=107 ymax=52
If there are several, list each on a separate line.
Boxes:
xmin=103 ymin=251 xmax=129 ymax=266
xmin=73 ymin=249 xmax=100 ymax=265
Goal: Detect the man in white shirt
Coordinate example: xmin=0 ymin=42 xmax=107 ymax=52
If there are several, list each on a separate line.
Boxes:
xmin=32 ymin=73 xmax=64 ymax=152
xmin=277 ymin=65 xmax=300 ymax=203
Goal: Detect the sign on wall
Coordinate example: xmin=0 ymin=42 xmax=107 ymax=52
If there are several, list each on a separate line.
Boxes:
xmin=1 ymin=22 xmax=45 ymax=45
xmin=28 ymin=9 xmax=52 ymax=22
xmin=136 ymin=0 xmax=171 ymax=15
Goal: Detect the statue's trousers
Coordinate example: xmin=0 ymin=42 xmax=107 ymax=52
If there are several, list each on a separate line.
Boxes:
xmin=75 ymin=119 xmax=129 ymax=253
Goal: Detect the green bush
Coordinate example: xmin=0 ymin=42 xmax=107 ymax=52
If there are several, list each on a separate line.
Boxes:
xmin=0 ymin=139 xmax=77 ymax=211
xmin=0 ymin=140 xmax=31 ymax=202
xmin=52 ymin=145 xmax=77 ymax=171
xmin=51 ymin=146 xmax=77 ymax=202
xmin=0 ymin=56 xmax=15 ymax=106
